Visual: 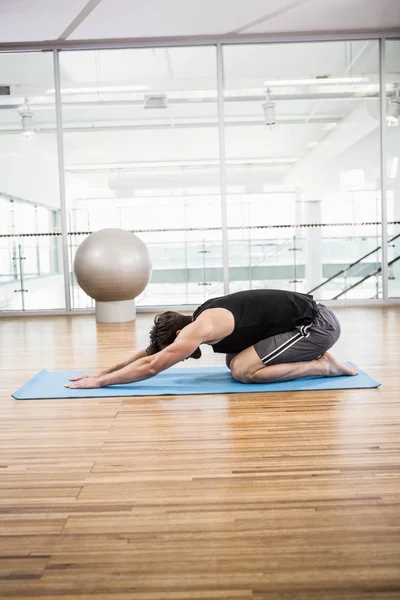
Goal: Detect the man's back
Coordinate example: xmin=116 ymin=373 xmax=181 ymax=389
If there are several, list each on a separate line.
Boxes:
xmin=192 ymin=289 xmax=318 ymax=354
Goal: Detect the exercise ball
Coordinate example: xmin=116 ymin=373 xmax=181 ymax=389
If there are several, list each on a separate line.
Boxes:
xmin=74 ymin=228 xmax=152 ymax=323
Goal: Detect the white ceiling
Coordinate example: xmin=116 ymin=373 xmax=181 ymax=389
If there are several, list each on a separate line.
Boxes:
xmin=0 ymin=0 xmax=399 ymax=44
xmin=0 ymin=0 xmax=89 ymax=43
xmin=0 ymin=5 xmax=398 ymax=211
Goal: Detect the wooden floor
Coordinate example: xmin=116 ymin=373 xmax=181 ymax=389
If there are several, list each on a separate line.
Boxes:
xmin=0 ymin=307 xmax=400 ymax=600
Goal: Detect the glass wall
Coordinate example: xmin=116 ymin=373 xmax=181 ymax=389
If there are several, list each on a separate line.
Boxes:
xmin=0 ymin=38 xmax=398 ymax=313
xmin=386 ymin=40 xmax=400 ymax=299
xmin=0 ymin=52 xmax=64 ymax=310
xmin=59 ymin=46 xmax=223 ymax=308
xmin=222 ymin=40 xmax=382 ymax=300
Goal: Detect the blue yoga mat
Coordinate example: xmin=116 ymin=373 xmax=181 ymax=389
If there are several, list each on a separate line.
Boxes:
xmin=12 ymin=364 xmax=380 ymax=400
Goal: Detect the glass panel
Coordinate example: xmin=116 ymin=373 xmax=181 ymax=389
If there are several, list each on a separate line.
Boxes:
xmin=386 ymin=40 xmax=400 ymax=298
xmin=59 ymin=46 xmax=221 ymax=308
xmin=0 ymin=52 xmax=64 ymax=311
xmin=222 ymin=41 xmax=382 ymax=299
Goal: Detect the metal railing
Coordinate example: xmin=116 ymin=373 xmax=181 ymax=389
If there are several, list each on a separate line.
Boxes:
xmin=307 ymin=232 xmax=400 ymax=297
xmin=332 ymin=255 xmax=400 ymax=300
xmin=1 ymin=227 xmax=399 ymax=310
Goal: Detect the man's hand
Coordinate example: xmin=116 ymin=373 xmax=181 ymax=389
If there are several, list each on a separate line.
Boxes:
xmin=69 ymin=370 xmax=105 ymax=382
xmin=65 ymin=377 xmax=102 ymax=389
xmin=69 ymin=369 xmax=110 ymax=381
xmin=69 ymin=349 xmax=149 ymax=383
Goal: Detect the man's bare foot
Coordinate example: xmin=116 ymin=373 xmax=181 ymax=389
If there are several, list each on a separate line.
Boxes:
xmin=316 ymin=352 xmax=358 ymax=377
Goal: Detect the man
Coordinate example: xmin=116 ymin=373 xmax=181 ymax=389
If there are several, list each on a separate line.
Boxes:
xmin=66 ymin=288 xmax=357 ymax=389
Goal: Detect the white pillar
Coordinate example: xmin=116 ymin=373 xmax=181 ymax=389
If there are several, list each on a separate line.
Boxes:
xmin=304 ymin=198 xmax=323 ymax=294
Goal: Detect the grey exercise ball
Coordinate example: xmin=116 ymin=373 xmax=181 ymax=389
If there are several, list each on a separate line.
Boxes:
xmin=74 ymin=228 xmax=152 ymax=302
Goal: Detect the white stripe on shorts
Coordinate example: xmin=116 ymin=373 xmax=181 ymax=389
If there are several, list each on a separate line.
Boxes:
xmin=261 ymin=322 xmax=312 ymax=365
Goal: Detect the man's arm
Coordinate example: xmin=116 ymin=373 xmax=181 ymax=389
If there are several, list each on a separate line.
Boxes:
xmin=69 ymin=348 xmax=148 ymax=382
xmin=65 ymin=321 xmax=209 ymax=389
xmin=99 ymin=348 xmax=149 ymax=374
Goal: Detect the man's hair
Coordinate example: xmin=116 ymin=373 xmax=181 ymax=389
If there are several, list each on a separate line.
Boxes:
xmin=146 ymin=311 xmax=202 ymax=359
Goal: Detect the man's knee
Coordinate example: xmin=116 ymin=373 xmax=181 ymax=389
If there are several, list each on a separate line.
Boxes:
xmin=229 ymin=355 xmax=253 ymax=383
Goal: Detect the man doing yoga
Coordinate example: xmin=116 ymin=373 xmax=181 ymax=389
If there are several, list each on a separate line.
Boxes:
xmin=66 ymin=288 xmax=357 ymax=389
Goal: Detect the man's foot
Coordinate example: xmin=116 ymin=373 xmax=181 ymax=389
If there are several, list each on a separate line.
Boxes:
xmin=316 ymin=352 xmax=358 ymax=377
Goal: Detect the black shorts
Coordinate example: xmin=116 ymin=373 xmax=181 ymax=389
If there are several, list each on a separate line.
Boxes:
xmin=253 ymin=304 xmax=341 ymax=365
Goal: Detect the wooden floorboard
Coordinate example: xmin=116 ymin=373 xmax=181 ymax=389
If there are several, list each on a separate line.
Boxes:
xmin=0 ymin=307 xmax=399 ymax=599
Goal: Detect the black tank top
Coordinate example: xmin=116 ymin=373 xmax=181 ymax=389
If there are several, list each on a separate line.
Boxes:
xmin=192 ymin=289 xmax=318 ymax=354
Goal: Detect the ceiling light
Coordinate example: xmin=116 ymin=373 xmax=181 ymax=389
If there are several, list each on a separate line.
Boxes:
xmin=169 ymin=90 xmax=217 ymax=100
xmin=262 ymin=88 xmax=276 ymax=126
xmin=224 ymin=88 xmax=264 ymax=98
xmin=45 ymin=85 xmax=150 ymax=95
xmin=144 ymin=93 xmax=168 ymax=109
xmin=387 ymin=84 xmax=400 ymax=127
xmin=18 ymin=99 xmax=35 ymax=138
xmin=65 ymin=157 xmax=299 ymax=172
xmin=264 ymin=76 xmax=368 ymax=87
